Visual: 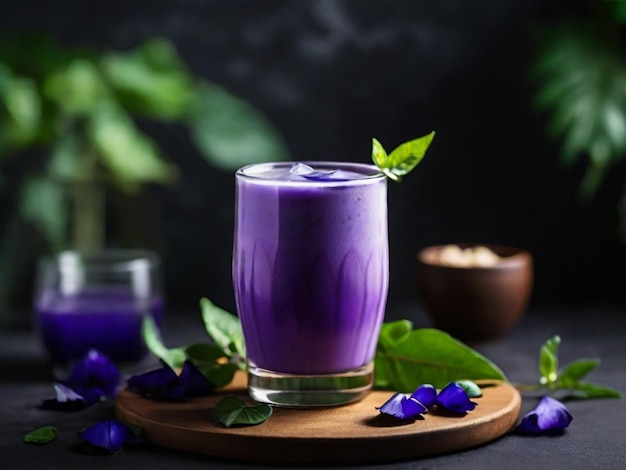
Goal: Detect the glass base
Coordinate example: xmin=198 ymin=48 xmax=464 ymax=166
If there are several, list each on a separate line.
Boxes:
xmin=247 ymin=362 xmax=374 ymax=407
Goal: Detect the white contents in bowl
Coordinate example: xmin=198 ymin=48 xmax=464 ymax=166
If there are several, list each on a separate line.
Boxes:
xmin=436 ymin=245 xmax=501 ymax=267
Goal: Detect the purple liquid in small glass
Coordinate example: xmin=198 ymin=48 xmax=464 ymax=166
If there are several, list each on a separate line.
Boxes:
xmin=37 ymin=286 xmax=164 ymax=363
xmin=233 ymin=162 xmax=389 ymax=375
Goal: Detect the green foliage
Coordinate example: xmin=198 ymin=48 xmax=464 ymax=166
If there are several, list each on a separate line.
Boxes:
xmin=189 ymin=83 xmax=289 ymax=171
xmin=374 ymin=322 xmax=507 ymax=391
xmin=371 ymin=132 xmax=435 ymax=182
xmin=23 ymin=426 xmax=58 ymax=444
xmin=141 ymin=316 xmax=186 ymax=370
xmin=142 ymin=299 xmax=245 ymax=386
xmin=532 ymin=1 xmax=626 ymax=239
xmin=184 ymin=342 xmax=238 ymax=388
xmin=200 ymin=297 xmax=246 ymax=368
xmin=539 ymin=334 xmax=560 ymax=386
xmin=0 ymin=34 xmax=288 ymax=322
xmin=533 ymin=21 xmax=626 ymax=195
xmin=521 ymin=335 xmax=622 ymax=399
xmin=211 ymin=396 xmax=273 ymax=428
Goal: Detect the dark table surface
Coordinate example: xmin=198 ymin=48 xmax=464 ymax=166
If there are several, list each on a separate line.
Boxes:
xmin=2 ymin=303 xmax=625 ymax=469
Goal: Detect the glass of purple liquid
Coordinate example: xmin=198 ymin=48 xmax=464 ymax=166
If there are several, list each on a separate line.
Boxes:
xmin=34 ymin=249 xmax=164 ymax=365
xmin=233 ymin=162 xmax=389 ymax=406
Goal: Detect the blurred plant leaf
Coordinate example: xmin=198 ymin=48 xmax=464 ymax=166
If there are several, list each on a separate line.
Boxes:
xmin=44 ymin=59 xmax=109 ymax=115
xmin=533 ymin=22 xmax=626 ymax=195
xmin=0 ymin=33 xmax=291 ymax=300
xmin=87 ymin=100 xmax=178 ymax=191
xmin=47 ymin=133 xmax=85 ymax=182
xmin=0 ymin=33 xmax=76 ymax=78
xmin=604 ymin=0 xmax=626 ymax=25
xmin=0 ymin=65 xmax=41 ymax=150
xmin=102 ymin=38 xmax=193 ymax=120
xmin=188 ymin=82 xmax=289 ymax=170
xmin=19 ymin=174 xmax=67 ymax=251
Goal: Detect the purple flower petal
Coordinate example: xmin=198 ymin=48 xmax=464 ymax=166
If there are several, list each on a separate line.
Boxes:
xmin=54 ymin=383 xmax=84 ymax=402
xmin=179 ymin=361 xmax=213 ymax=397
xmin=403 ymin=397 xmax=428 ymax=417
xmin=40 ymin=384 xmax=87 ymax=411
xmin=409 ymin=384 xmax=437 ymax=408
xmin=517 ymin=396 xmax=573 ymax=435
xmin=436 ymin=382 xmax=477 ymax=414
xmin=63 ymin=349 xmax=120 ymax=400
xmin=43 ymin=350 xmax=120 ymax=407
xmin=77 ymin=419 xmax=142 ymax=453
xmin=377 ymin=392 xmax=427 ymax=420
xmin=126 ymin=365 xmax=186 ymax=401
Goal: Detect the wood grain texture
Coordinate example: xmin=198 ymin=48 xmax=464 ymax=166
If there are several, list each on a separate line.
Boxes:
xmin=115 ymin=372 xmax=521 ymax=464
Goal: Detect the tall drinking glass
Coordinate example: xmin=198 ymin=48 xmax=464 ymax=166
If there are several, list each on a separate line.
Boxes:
xmin=233 ymin=162 xmax=389 ymax=406
xmin=34 ymin=249 xmax=164 ymax=364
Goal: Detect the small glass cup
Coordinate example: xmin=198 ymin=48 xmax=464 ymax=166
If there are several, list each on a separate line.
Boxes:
xmin=34 ymin=249 xmax=164 ymax=364
xmin=233 ymin=162 xmax=389 ymax=406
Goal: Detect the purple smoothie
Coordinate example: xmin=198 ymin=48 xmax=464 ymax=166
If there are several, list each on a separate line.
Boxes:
xmin=233 ymin=162 xmax=388 ymax=375
xmin=36 ymin=286 xmax=164 ymax=363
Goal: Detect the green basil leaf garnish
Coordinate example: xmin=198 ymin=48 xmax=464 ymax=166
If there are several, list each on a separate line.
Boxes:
xmin=372 ymin=131 xmax=435 ymax=182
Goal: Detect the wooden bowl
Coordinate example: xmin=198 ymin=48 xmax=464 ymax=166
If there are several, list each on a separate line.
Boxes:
xmin=416 ymin=244 xmax=533 ymax=343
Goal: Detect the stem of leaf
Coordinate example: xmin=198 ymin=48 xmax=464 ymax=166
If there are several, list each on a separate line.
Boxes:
xmin=71 ymin=148 xmax=105 ymax=251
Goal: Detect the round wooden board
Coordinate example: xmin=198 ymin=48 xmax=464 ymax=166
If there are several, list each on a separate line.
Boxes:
xmin=115 ymin=372 xmax=521 ymax=464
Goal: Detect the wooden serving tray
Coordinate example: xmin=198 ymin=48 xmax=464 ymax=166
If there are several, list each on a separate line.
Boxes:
xmin=115 ymin=372 xmax=521 ymax=464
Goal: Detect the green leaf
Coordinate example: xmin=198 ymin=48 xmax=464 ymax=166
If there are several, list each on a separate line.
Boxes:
xmin=3 ymin=74 xmax=40 ymax=139
xmin=374 ymin=328 xmax=506 ymax=391
xmin=196 ymin=362 xmax=238 ymax=389
xmin=0 ymin=65 xmax=41 ymax=149
xmin=47 ymin=134 xmax=85 ymax=183
xmin=200 ymin=297 xmax=245 ymax=362
xmin=187 ymin=81 xmax=289 ymax=170
xmin=371 ymin=138 xmax=388 ymax=168
xmin=372 ymin=132 xmax=435 ymax=182
xmin=23 ymin=426 xmax=58 ymax=444
xmin=185 ymin=343 xmax=228 ymax=363
xmin=19 ymin=174 xmax=68 ymax=251
xmin=566 ymin=381 xmax=623 ymax=399
xmin=211 ymin=396 xmax=272 ymax=428
xmin=377 ymin=320 xmax=413 ymax=353
xmin=456 ymin=380 xmax=482 ymax=398
xmin=532 ymin=23 xmax=626 ymax=197
xmin=101 ymin=38 xmax=192 ymax=120
xmin=557 ymin=358 xmax=599 ymax=387
xmin=87 ymin=100 xmax=178 ymax=191
xmin=43 ymin=58 xmax=109 ymax=115
xmin=539 ymin=335 xmax=560 ymax=386
xmin=141 ymin=315 xmax=186 ymax=369
xmin=185 ymin=342 xmax=238 ymax=388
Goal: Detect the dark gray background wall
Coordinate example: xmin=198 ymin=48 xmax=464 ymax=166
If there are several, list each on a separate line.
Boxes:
xmin=2 ymin=0 xmax=625 ymax=318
